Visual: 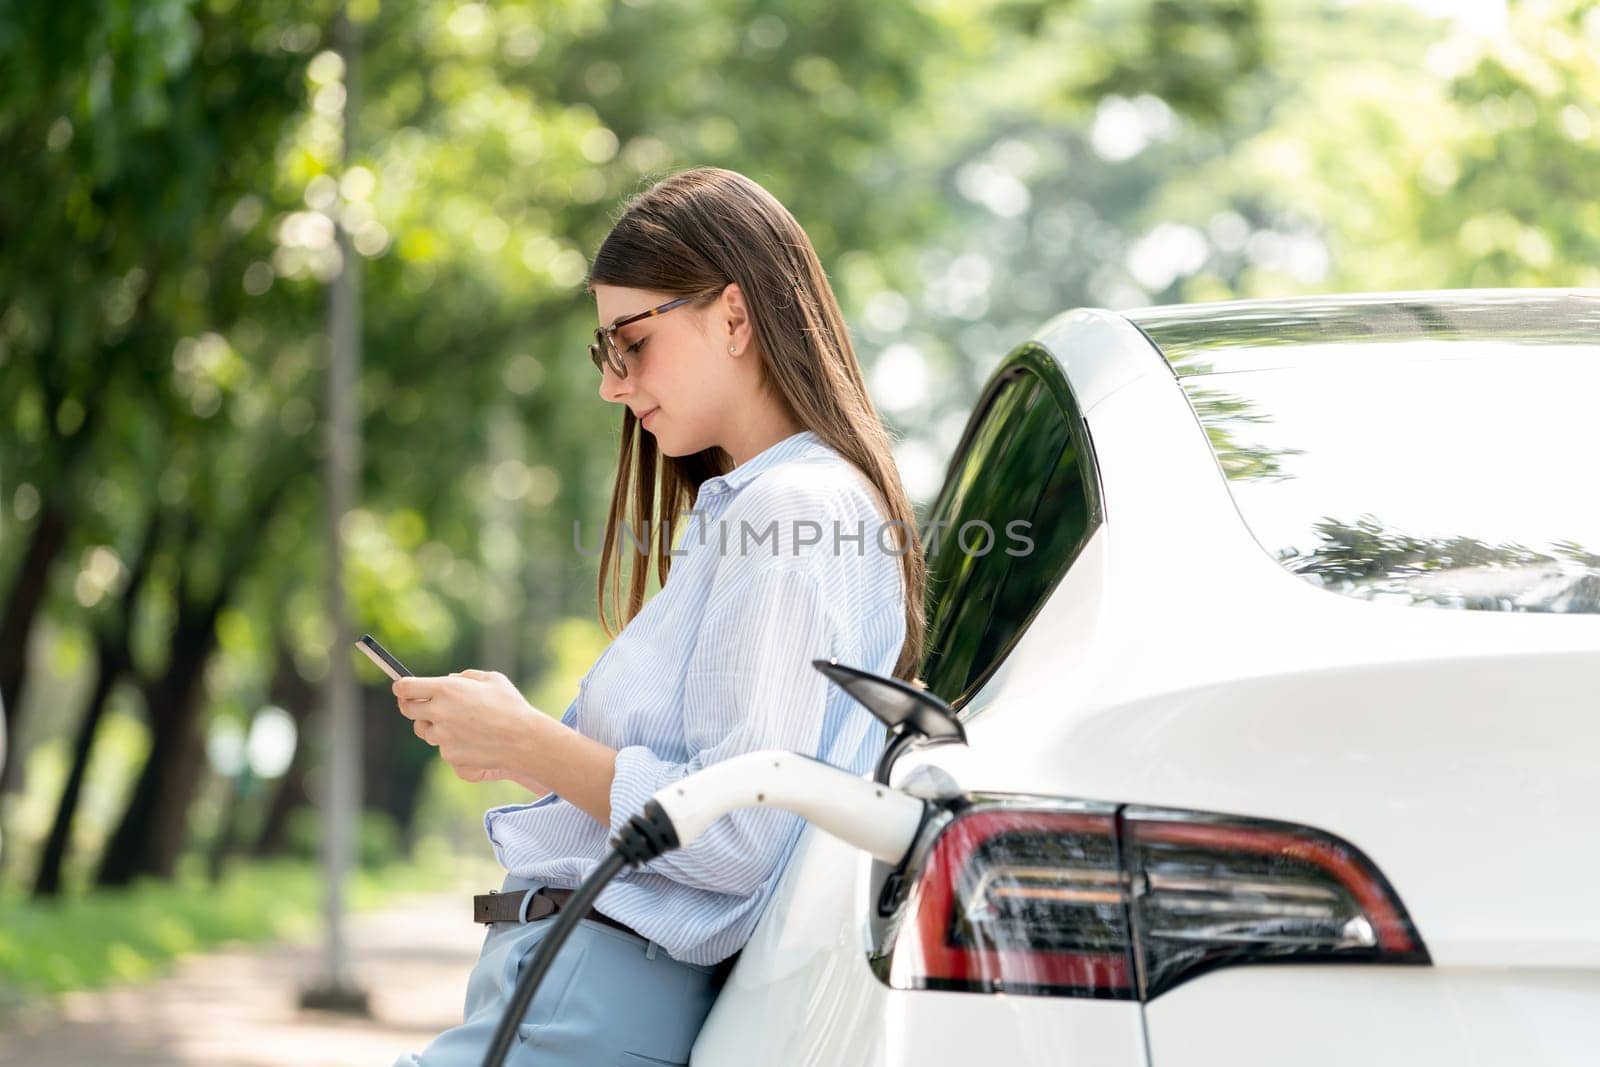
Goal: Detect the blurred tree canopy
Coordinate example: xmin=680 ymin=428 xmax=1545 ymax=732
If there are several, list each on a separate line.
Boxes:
xmin=1 ymin=0 xmax=1593 ymax=897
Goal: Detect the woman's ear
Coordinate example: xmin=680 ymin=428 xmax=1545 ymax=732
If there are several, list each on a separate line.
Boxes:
xmin=720 ymin=282 xmax=754 ymax=356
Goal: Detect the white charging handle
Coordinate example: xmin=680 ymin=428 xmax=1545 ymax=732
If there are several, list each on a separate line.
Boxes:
xmin=649 ymin=749 xmax=927 ymax=866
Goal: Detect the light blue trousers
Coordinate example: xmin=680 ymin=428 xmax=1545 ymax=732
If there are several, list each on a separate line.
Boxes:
xmin=394 ymin=874 xmax=722 ymax=1067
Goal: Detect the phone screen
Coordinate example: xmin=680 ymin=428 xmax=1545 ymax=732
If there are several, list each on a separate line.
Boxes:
xmin=356 ymin=634 xmax=413 ymax=681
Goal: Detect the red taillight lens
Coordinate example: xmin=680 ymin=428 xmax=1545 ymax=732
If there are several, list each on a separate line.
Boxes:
xmin=1123 ymin=809 xmax=1429 ymax=999
xmin=880 ymin=800 xmax=1428 ymax=1001
xmin=887 ymin=805 xmax=1138 ymax=999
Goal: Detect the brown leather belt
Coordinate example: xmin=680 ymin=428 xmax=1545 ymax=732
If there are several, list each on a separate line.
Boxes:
xmin=473 ymin=886 xmax=643 ymax=941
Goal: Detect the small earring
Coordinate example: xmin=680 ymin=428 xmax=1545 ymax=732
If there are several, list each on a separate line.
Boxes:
xmin=729 ymin=345 xmax=737 ymax=354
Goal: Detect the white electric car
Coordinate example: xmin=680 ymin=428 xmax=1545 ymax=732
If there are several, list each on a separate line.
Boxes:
xmin=691 ymin=289 xmax=1600 ymax=1066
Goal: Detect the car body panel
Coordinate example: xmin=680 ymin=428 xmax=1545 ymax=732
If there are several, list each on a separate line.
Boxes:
xmin=1031 ymin=306 xmax=1174 ymax=409
xmin=1144 ymin=966 xmax=1600 ymax=1067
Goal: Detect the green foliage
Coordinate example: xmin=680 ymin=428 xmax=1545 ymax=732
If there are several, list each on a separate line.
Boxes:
xmin=1158 ymin=0 xmax=1600 ymax=296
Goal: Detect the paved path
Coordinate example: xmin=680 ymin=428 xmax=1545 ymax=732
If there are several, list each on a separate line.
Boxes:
xmin=0 ymin=887 xmax=486 ymax=1066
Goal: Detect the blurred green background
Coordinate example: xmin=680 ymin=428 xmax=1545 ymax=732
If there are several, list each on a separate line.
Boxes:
xmin=1 ymin=0 xmax=1595 ymax=1001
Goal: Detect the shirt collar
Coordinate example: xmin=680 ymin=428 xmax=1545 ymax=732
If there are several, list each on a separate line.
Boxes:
xmin=697 ymin=429 xmax=831 ymax=498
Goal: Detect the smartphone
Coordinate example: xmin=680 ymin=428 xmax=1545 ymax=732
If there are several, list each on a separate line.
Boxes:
xmin=356 ymin=634 xmax=413 ymax=681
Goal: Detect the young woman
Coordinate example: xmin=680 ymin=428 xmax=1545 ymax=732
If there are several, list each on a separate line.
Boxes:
xmin=391 ymin=166 xmax=927 ymax=1066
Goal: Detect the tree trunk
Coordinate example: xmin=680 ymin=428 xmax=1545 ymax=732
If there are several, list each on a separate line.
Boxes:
xmin=94 ymin=609 xmax=220 ymax=887
xmin=32 ymin=658 xmax=121 ymax=897
xmin=2 ymin=351 xmax=110 ymax=797
xmin=0 ymin=502 xmax=71 ymax=794
xmin=33 ymin=513 xmax=161 ymax=897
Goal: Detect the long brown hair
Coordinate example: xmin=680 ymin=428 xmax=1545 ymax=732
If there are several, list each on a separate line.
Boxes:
xmin=585 ymin=166 xmax=926 ymax=681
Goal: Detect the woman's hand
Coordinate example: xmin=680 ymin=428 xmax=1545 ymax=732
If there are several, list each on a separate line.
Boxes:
xmin=394 ymin=667 xmax=620 ymax=826
xmin=392 ymin=668 xmax=552 ymax=795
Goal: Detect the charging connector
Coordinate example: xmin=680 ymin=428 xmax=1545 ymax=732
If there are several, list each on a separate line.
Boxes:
xmin=644 ymin=749 xmax=928 ymax=865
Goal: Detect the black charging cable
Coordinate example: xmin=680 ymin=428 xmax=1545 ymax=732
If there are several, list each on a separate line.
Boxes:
xmin=480 ymin=801 xmax=681 ymax=1067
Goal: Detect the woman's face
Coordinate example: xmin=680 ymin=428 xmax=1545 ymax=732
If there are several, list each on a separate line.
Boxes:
xmin=591 ymin=284 xmax=752 ymax=457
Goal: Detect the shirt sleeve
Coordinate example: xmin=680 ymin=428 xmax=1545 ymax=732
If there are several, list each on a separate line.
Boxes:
xmin=607 ymin=555 xmax=845 ymax=897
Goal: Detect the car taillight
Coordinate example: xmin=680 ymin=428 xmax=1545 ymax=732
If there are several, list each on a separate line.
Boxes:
xmin=887 ymin=805 xmax=1137 ymax=998
xmin=1123 ymin=809 xmax=1429 ymax=998
xmin=880 ymin=799 xmax=1428 ymax=1001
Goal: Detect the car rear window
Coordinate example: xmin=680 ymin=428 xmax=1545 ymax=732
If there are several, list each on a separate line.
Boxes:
xmin=1176 ymin=341 xmax=1600 ymax=613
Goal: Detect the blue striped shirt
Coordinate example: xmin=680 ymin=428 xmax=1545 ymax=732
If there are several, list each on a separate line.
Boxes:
xmin=483 ymin=429 xmax=908 ymax=965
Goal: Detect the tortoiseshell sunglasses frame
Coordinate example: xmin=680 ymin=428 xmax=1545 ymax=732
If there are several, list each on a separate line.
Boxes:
xmin=588 ymin=295 xmax=699 ymax=379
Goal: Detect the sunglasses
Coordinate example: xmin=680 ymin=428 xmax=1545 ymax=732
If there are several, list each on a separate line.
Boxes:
xmin=588 ymin=293 xmax=710 ymax=379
